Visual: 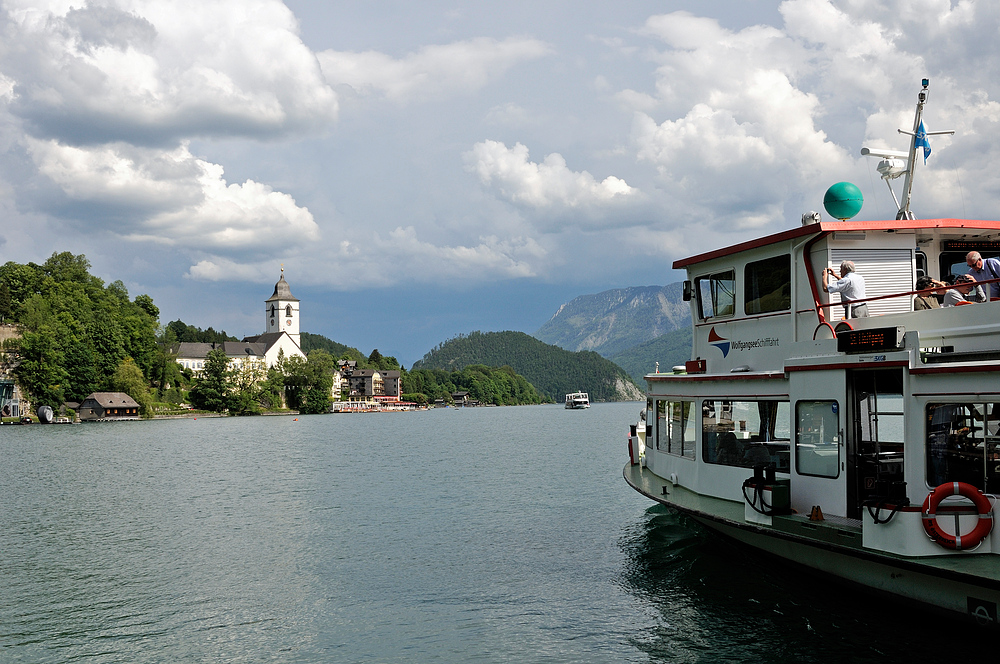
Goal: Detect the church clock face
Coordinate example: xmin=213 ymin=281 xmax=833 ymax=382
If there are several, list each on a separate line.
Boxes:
xmin=286 ymin=319 xmax=292 ymax=326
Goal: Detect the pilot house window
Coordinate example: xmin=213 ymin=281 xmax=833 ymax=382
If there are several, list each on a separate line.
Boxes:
xmin=695 ymin=270 xmax=735 ymax=319
xmin=745 ymin=254 xmax=791 ymax=314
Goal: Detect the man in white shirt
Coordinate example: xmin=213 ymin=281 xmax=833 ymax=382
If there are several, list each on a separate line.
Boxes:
xmin=823 ymin=260 xmax=869 ymax=318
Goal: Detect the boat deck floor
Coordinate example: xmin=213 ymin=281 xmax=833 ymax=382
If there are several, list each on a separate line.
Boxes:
xmin=624 ymin=462 xmax=1000 ymax=582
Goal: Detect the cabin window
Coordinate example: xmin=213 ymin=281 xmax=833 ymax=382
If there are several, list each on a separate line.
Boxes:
xmin=702 ymin=400 xmax=789 ymax=470
xmin=795 ymin=400 xmax=840 ymax=478
xmin=744 ymin=255 xmax=791 ymax=314
xmin=656 ymin=399 xmax=696 ymax=458
xmin=926 ymin=402 xmax=1000 ymax=493
xmin=695 ymin=270 xmax=735 ymax=319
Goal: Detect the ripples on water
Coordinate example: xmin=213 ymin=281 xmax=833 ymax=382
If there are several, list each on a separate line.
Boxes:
xmin=0 ymin=404 xmax=991 ymax=662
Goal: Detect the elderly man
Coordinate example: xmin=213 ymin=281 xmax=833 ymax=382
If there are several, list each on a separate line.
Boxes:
xmin=966 ymin=251 xmax=1000 ymax=300
xmin=823 ymin=260 xmax=869 ymax=318
xmin=943 ymin=274 xmax=978 ymax=307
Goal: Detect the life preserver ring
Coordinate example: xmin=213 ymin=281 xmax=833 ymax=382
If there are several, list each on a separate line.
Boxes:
xmin=922 ymin=482 xmax=994 ymax=550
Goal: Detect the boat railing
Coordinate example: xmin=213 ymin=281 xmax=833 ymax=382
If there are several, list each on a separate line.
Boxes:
xmin=808 ymin=276 xmax=1000 ymax=339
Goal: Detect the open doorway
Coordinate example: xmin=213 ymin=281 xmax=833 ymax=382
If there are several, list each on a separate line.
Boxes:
xmin=846 ymin=368 xmax=905 ymax=519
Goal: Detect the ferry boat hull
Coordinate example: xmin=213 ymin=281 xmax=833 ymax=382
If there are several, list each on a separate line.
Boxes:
xmin=625 ymin=463 xmax=1000 ymax=626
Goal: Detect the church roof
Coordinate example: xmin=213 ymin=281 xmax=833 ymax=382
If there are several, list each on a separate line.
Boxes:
xmin=266 ymin=273 xmax=299 ymax=303
xmin=242 ymin=331 xmax=297 ymax=349
xmin=171 ymin=341 xmax=268 ymax=359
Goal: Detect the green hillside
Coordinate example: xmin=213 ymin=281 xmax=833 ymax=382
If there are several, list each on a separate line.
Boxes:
xmin=412 ymin=330 xmax=642 ymax=402
xmin=609 ymin=327 xmax=692 ymax=385
xmin=300 ymin=332 xmax=367 ymax=362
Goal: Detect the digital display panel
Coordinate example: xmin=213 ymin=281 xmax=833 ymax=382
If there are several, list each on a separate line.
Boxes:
xmin=837 ymin=326 xmax=904 ymax=354
xmin=942 ymin=240 xmax=1000 ymax=252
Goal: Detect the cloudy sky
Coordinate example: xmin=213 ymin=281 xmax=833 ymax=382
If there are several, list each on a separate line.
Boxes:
xmin=1 ymin=0 xmax=998 ymax=366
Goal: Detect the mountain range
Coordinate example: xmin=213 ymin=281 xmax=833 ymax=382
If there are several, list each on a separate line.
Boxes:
xmin=532 ymin=283 xmax=693 ymax=384
xmin=533 ymin=283 xmax=690 ymax=356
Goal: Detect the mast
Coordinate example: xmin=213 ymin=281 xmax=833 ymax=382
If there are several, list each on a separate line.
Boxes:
xmin=861 ymin=79 xmax=954 ymax=220
xmin=895 ymin=82 xmax=927 ymax=220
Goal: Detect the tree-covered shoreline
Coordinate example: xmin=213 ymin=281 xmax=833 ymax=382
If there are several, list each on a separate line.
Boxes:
xmin=0 ymin=252 xmax=547 ymax=417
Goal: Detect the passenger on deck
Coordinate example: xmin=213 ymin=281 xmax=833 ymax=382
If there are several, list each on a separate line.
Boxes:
xmin=943 ymin=274 xmax=977 ymax=307
xmin=965 ymin=251 xmax=1000 ymax=300
xmin=822 ymin=260 xmax=869 ymax=318
xmin=913 ymin=276 xmax=946 ymax=310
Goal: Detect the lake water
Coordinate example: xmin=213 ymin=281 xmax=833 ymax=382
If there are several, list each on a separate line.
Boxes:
xmin=0 ymin=403 xmax=989 ymax=662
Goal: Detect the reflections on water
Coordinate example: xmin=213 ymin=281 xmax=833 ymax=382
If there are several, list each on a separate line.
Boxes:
xmin=619 ymin=506 xmax=991 ymax=664
xmin=0 ymin=403 xmax=988 ymax=663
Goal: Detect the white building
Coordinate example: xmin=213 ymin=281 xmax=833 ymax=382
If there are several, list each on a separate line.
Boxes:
xmin=174 ymin=269 xmax=306 ymax=374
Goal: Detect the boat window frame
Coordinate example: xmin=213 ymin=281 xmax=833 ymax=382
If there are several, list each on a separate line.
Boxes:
xmin=694 ymin=269 xmax=736 ymax=320
xmin=655 ymin=398 xmax=696 ymax=459
xmin=701 ymin=399 xmax=790 ymax=470
xmin=925 ymin=401 xmax=1000 ymax=493
xmin=744 ymin=254 xmax=791 ymax=315
xmin=794 ymin=400 xmax=840 ymax=478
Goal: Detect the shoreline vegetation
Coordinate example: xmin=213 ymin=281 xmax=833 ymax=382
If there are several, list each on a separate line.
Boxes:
xmin=0 ymin=252 xmax=634 ymax=419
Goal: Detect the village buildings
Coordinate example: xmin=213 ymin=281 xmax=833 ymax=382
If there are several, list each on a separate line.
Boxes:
xmin=171 ymin=270 xmax=402 ymax=409
xmin=171 ymin=269 xmax=306 ymax=374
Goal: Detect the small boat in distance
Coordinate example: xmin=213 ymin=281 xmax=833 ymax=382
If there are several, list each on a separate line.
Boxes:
xmin=625 ymin=80 xmax=1000 ymax=627
xmin=565 ymin=392 xmax=590 ymax=409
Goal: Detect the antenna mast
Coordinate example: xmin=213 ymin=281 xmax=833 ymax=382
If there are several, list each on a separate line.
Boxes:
xmin=861 ymin=79 xmax=954 ymax=220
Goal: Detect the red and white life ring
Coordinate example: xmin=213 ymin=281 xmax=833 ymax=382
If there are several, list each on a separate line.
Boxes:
xmin=922 ymin=482 xmax=994 ymax=550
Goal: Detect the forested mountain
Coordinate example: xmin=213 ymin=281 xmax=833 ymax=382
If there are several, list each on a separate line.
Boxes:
xmin=533 ymin=283 xmax=690 ymax=357
xmin=403 ymin=365 xmax=541 ymax=406
xmin=608 ymin=328 xmax=692 ymax=385
xmin=163 ymin=320 xmax=238 ymax=343
xmin=412 ymin=331 xmax=642 ymax=402
xmin=300 ymin=332 xmax=366 ymax=361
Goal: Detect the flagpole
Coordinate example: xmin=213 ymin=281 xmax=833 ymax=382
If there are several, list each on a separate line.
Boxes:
xmin=895 ymin=81 xmax=928 ymax=220
xmin=895 ymin=79 xmax=955 ymax=220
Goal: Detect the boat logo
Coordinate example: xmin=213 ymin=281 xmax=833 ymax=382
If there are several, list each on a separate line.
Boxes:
xmin=708 ymin=327 xmax=730 ymax=357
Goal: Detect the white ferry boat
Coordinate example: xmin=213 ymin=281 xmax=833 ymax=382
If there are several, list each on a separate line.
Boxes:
xmin=625 ymin=81 xmax=1000 ymax=626
xmin=565 ymin=392 xmax=590 ymax=409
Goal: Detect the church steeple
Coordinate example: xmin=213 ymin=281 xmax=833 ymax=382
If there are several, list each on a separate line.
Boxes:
xmin=265 ymin=265 xmax=300 ymax=349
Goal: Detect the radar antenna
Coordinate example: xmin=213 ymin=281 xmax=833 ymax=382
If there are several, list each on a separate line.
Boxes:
xmin=861 ymin=79 xmax=955 ymax=220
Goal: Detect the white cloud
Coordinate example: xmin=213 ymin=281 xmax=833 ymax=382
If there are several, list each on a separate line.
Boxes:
xmin=317 ymin=37 xmax=551 ymax=103
xmin=187 ymin=226 xmax=545 ymax=288
xmin=465 ymin=139 xmax=636 ymax=209
xmin=1 ymin=0 xmax=337 ymax=144
xmin=142 ymin=163 xmax=319 ymax=249
xmin=28 ymin=139 xmax=202 ymax=209
xmin=27 ymin=139 xmax=319 ymax=249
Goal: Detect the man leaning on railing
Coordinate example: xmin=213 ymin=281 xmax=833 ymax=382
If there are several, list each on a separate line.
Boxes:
xmin=966 ymin=251 xmax=1000 ymax=301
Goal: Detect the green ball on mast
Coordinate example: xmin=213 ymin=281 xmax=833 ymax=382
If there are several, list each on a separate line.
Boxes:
xmin=823 ymin=182 xmax=863 ymax=220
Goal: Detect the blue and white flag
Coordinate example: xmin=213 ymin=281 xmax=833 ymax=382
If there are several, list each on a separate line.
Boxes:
xmin=914 ymin=120 xmax=931 ymax=163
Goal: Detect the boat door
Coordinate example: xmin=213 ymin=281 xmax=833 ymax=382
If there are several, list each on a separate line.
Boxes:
xmin=789 ymin=370 xmax=847 ymax=516
xmin=846 ymin=368 xmax=906 ymax=520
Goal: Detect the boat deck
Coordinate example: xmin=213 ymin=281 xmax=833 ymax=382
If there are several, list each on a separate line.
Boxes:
xmin=624 ymin=462 xmax=1000 ymax=583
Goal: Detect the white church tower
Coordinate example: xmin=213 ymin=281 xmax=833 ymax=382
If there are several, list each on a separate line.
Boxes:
xmin=266 ymin=267 xmax=301 ymax=349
